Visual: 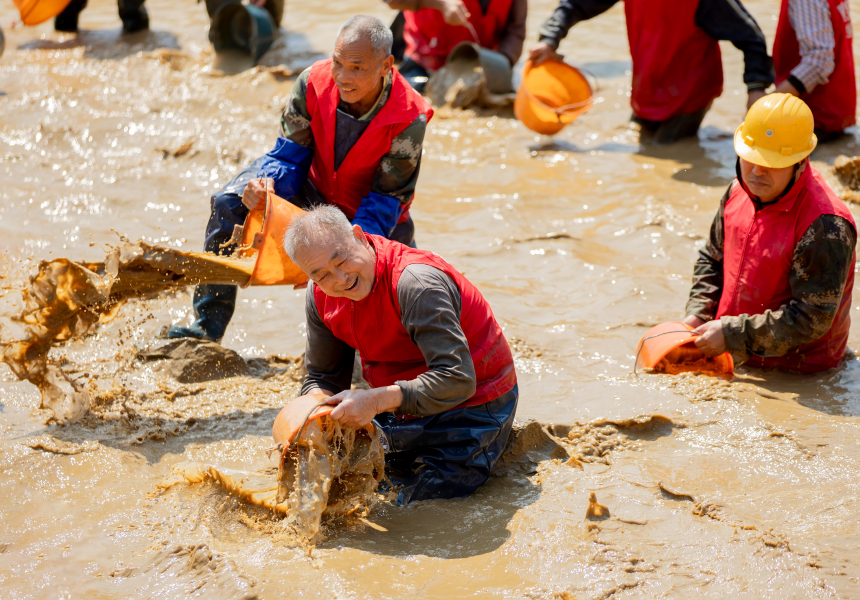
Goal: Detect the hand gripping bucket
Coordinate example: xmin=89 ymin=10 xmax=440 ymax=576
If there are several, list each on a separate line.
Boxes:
xmin=515 ymin=59 xmax=594 ymax=135
xmin=13 ymin=0 xmax=73 ymax=25
xmin=273 ymin=393 xmax=376 ymax=450
xmin=233 ymin=188 xmax=309 ymax=287
xmin=635 ymin=321 xmax=733 ymax=377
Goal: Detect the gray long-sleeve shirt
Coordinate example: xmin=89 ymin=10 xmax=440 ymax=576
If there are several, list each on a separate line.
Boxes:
xmin=301 ymin=264 xmax=477 ymax=417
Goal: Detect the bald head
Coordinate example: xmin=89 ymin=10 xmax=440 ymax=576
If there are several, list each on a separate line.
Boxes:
xmin=336 ymin=15 xmax=393 ymax=61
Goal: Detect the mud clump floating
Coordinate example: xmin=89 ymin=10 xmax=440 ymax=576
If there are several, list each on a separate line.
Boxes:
xmin=0 ymin=241 xmax=255 ymax=423
xmin=160 ymin=417 xmax=385 ymax=544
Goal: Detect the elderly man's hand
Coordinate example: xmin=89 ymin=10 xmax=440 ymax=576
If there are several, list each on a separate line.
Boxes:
xmin=692 ymin=319 xmax=727 ymax=356
xmin=242 ymin=177 xmax=274 ymax=211
xmin=528 ymin=42 xmax=562 ymax=65
xmin=434 ymin=0 xmax=470 ymax=26
xmin=326 ymin=385 xmax=403 ymax=428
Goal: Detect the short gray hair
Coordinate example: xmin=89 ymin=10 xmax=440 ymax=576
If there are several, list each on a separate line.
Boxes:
xmin=284 ymin=205 xmax=356 ymax=262
xmin=337 ymin=15 xmax=393 ymax=60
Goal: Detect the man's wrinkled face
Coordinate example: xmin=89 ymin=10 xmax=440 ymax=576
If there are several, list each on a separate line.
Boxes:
xmin=330 ymin=37 xmax=393 ymax=105
xmin=739 ymin=158 xmax=796 ymax=203
xmin=295 ymin=227 xmax=377 ymax=301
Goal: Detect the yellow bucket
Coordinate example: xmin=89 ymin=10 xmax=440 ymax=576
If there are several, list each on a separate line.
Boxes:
xmin=515 ymin=59 xmax=594 ymax=135
xmin=237 ymin=189 xmax=309 ymax=287
xmin=14 ymin=0 xmax=74 ymax=25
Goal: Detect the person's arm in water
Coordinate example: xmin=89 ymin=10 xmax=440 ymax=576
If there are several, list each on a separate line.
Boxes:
xmin=245 ymin=68 xmax=316 ymax=210
xmin=351 ymin=113 xmax=428 ymax=238
xmin=715 ymin=215 xmax=856 ymax=362
xmin=774 ymin=0 xmax=837 ymax=97
xmin=694 ymin=0 xmax=775 ymax=108
xmin=684 ymin=183 xmax=730 ymax=327
xmin=529 ymin=0 xmax=619 ymax=64
xmin=325 ymin=264 xmax=478 ymax=426
xmin=496 ymin=0 xmax=528 ymax=67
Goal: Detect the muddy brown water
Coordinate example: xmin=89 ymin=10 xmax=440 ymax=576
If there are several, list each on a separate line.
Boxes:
xmin=2 ymin=0 xmax=860 ymax=597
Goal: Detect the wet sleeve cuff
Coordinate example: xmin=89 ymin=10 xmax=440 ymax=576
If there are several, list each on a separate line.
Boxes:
xmin=352 ymin=192 xmax=402 ymax=238
xmin=394 ymin=381 xmax=419 ymax=416
xmin=256 ymin=137 xmax=314 ymax=200
xmin=720 ymin=316 xmax=750 ymax=364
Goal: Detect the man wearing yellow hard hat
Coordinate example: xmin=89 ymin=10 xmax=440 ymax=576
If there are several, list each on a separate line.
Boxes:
xmin=683 ymin=93 xmax=856 ymax=373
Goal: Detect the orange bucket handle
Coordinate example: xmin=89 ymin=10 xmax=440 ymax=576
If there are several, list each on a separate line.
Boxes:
xmin=521 ymin=60 xmax=598 ymax=124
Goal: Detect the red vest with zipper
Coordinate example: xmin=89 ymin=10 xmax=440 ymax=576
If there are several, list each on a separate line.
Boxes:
xmin=305 ymin=59 xmax=433 ymax=225
xmin=625 ymin=0 xmax=723 ymax=122
xmin=403 ymin=0 xmax=514 ymax=71
xmin=773 ymin=0 xmax=856 ymax=133
xmin=716 ymin=166 xmax=856 ymax=373
xmin=314 ymin=235 xmax=517 ymax=413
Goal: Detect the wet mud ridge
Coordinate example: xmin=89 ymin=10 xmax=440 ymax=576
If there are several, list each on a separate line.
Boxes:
xmin=0 ymin=241 xmax=255 ymax=422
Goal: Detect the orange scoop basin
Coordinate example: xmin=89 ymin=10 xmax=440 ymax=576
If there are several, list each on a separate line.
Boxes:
xmin=275 ymin=394 xmax=334 ymax=449
xmin=636 ymin=321 xmax=733 ymax=376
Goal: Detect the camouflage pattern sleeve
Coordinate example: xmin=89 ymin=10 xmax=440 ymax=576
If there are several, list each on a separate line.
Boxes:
xmin=278 ymin=68 xmax=314 ymax=148
xmin=721 ymin=214 xmax=857 ymax=362
xmin=370 ymin=113 xmax=427 ymax=206
xmin=685 ymin=183 xmax=730 ymax=321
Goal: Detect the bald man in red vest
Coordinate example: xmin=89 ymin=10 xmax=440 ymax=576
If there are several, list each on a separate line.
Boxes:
xmin=167 ymin=15 xmax=433 ymax=343
xmin=274 ymin=205 xmax=518 ymax=504
xmin=384 ymin=0 xmax=527 ymax=91
xmin=530 ymin=0 xmax=774 ymax=144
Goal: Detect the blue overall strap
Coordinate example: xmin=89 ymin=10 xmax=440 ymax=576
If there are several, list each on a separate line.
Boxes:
xmin=256 ymin=137 xmax=314 ymax=200
xmin=351 ymin=192 xmax=403 ymax=238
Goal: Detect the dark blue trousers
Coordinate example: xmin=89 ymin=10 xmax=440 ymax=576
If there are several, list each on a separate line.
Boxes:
xmin=186 ymin=157 xmax=415 ymax=341
xmin=374 ymin=384 xmax=518 ymax=505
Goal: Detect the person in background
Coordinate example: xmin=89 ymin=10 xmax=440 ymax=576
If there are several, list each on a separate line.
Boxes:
xmin=684 ymin=94 xmax=856 ymax=374
xmin=772 ymin=0 xmax=855 ymax=142
xmin=529 ymin=0 xmax=774 ymax=144
xmin=383 ymin=0 xmax=526 ymax=91
xmin=167 ymin=15 xmax=432 ymax=343
xmin=54 ymin=0 xmax=148 ymax=33
xmin=273 ymin=206 xmax=518 ymax=504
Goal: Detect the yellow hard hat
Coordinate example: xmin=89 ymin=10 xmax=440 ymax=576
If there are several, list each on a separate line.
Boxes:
xmin=734 ymin=93 xmax=817 ymax=169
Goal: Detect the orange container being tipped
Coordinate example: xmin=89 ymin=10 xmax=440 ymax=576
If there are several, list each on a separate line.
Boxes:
xmin=238 ymin=188 xmax=309 ymax=288
xmin=635 ymin=321 xmax=733 ymax=376
xmin=515 ymin=59 xmax=594 ymax=135
xmin=273 ymin=393 xmax=335 ymax=449
xmin=13 ymin=0 xmax=73 ymax=25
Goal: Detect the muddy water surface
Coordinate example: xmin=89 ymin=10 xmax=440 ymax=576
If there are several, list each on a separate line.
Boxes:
xmin=2 ymin=0 xmax=860 ymax=598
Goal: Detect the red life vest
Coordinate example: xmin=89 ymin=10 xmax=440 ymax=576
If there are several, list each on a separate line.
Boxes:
xmin=624 ymin=0 xmax=723 ymax=122
xmin=773 ymin=0 xmax=856 ymax=133
xmin=716 ymin=166 xmax=856 ymax=373
xmin=305 ymin=59 xmax=433 ymax=225
xmin=313 ymin=235 xmax=517 ymax=414
xmin=403 ymin=0 xmax=514 ymax=71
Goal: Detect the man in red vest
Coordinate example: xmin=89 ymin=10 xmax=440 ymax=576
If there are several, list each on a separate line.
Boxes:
xmin=274 ymin=205 xmax=518 ymax=504
xmin=773 ymin=0 xmax=856 ymax=142
xmin=684 ymin=94 xmax=856 ymax=373
xmin=167 ymin=16 xmax=433 ymax=343
xmin=384 ymin=0 xmax=527 ymax=91
xmin=529 ymin=0 xmax=774 ymax=144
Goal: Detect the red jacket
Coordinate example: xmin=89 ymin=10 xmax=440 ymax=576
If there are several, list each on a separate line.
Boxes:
xmin=716 ymin=167 xmax=856 ymax=373
xmin=314 ymin=235 xmax=517 ymax=412
xmin=774 ymin=0 xmax=856 ymax=133
xmin=403 ymin=0 xmax=514 ymax=71
xmin=305 ymin=60 xmax=433 ymax=224
xmin=625 ymin=0 xmax=723 ymax=122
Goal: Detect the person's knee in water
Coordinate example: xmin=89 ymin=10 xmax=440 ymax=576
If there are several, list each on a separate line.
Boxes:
xmin=166 ymin=14 xmax=433 ymax=342
xmin=272 ymin=206 xmax=518 ymax=503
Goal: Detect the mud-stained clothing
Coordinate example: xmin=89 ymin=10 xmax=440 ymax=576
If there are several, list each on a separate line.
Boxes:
xmin=685 ymin=164 xmax=856 ymax=370
xmin=276 ymin=67 xmax=427 ymax=210
xmin=537 ymin=0 xmax=774 ymax=91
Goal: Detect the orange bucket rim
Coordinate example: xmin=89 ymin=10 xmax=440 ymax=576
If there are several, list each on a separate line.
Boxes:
xmin=634 ymin=321 xmax=734 ymax=376
xmin=521 ymin=59 xmax=595 ymax=119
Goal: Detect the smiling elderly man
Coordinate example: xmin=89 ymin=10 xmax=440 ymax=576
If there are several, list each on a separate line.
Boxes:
xmin=168 ymin=15 xmax=433 ymax=343
xmin=683 ymin=94 xmax=856 ymax=373
xmin=273 ymin=205 xmax=518 ymax=504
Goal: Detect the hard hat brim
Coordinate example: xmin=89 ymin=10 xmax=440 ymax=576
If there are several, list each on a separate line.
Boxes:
xmin=734 ymin=124 xmax=817 ymax=169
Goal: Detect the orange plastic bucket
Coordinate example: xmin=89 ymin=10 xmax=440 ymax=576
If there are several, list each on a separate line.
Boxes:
xmin=238 ymin=188 xmax=309 ymax=288
xmin=635 ymin=321 xmax=733 ymax=376
xmin=13 ymin=0 xmax=73 ymax=25
xmin=273 ymin=393 xmax=334 ymax=448
xmin=515 ymin=59 xmax=594 ymax=135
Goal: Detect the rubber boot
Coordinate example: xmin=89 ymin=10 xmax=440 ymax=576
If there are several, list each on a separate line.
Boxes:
xmin=54 ymin=0 xmax=87 ymax=32
xmin=167 ymin=284 xmax=236 ymax=343
xmin=119 ymin=0 xmax=149 ymax=33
